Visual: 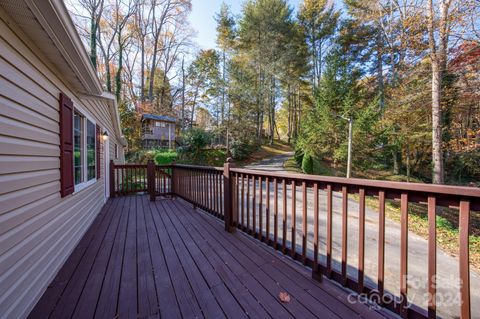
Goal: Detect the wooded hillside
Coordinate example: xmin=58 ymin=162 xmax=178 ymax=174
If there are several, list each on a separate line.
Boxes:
xmin=67 ymin=0 xmax=480 ymax=185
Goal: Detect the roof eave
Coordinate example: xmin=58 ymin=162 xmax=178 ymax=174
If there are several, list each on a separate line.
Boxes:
xmin=25 ymin=0 xmax=103 ymax=95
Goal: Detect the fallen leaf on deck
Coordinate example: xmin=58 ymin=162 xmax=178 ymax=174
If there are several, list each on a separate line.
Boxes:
xmin=279 ymin=291 xmax=291 ymax=303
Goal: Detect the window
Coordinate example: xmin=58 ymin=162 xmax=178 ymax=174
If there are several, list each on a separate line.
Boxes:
xmin=73 ymin=109 xmax=96 ymax=191
xmin=74 ymin=112 xmax=83 ymax=185
xmin=155 ymin=121 xmax=166 ymax=128
xmin=115 ymin=143 xmax=119 ymax=159
xmin=87 ymin=120 xmax=96 ymax=180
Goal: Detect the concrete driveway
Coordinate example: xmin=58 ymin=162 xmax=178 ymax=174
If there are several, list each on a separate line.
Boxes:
xmin=239 ymin=153 xmax=480 ymax=319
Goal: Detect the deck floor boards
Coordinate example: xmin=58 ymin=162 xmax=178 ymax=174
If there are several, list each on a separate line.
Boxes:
xmin=28 ymin=195 xmax=390 ymax=319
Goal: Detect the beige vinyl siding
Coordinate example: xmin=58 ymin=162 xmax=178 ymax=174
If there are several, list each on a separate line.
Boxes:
xmin=0 ymin=8 xmax=124 ymax=319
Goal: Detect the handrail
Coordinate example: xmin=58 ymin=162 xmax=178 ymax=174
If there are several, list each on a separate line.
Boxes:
xmin=172 ymin=163 xmax=223 ymax=171
xmin=230 ymin=167 xmax=480 ymax=198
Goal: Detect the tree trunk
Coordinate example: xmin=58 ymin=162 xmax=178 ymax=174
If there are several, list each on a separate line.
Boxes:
xmin=376 ymin=32 xmax=385 ymax=109
xmin=140 ymin=38 xmax=145 ymax=104
xmin=270 ymin=77 xmax=275 ymax=145
xmin=190 ymin=86 xmax=199 ymax=128
xmin=115 ymin=32 xmax=123 ymax=102
xmin=406 ymin=143 xmax=411 ymax=182
xmin=392 ymin=149 xmax=400 ymax=175
xmin=181 ymin=57 xmax=185 ymax=131
xmin=287 ymin=85 xmax=291 ymax=144
xmin=90 ymin=15 xmax=98 ymax=69
xmin=106 ymin=56 xmax=112 ymax=92
xmin=222 ymin=49 xmax=226 ymax=123
xmin=431 ymin=61 xmax=444 ymax=183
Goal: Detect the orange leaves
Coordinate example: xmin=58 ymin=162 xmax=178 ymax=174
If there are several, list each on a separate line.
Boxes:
xmin=278 ymin=291 xmax=291 ymax=303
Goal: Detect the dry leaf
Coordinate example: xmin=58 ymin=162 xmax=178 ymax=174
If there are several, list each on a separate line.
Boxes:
xmin=279 ymin=291 xmax=291 ymax=303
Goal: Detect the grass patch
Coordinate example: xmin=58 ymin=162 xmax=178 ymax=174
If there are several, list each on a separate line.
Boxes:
xmin=284 ymin=157 xmax=302 ymax=173
xmin=154 ymin=150 xmax=177 ymax=165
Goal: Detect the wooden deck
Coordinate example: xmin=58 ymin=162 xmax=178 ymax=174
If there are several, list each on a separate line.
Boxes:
xmin=28 ymin=196 xmax=390 ymax=319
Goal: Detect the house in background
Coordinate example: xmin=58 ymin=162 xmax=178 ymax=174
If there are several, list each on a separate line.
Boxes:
xmin=0 ymin=1 xmax=126 ymax=318
xmin=141 ymin=113 xmax=177 ymax=149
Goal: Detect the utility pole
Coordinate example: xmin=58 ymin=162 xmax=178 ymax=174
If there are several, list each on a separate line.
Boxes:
xmin=346 ymin=117 xmax=353 ymax=178
xmin=338 ymin=114 xmax=353 ymax=178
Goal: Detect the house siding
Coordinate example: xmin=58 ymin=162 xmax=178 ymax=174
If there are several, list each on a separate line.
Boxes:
xmin=0 ymin=8 xmax=124 ymax=319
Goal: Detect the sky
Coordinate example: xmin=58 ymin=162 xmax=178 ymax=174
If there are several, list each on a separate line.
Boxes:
xmin=189 ymin=0 xmax=303 ymax=49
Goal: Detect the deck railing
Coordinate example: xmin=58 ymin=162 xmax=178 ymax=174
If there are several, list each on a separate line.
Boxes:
xmin=111 ymin=159 xmax=479 ymax=319
xmin=171 ymin=164 xmax=225 ymax=219
xmin=109 ymin=161 xmax=172 ymax=197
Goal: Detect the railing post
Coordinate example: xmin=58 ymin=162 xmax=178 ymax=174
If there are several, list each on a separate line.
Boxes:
xmin=109 ymin=160 xmax=115 ymax=198
xmin=147 ymin=160 xmax=156 ymax=201
xmin=223 ymin=158 xmax=236 ymax=233
xmin=171 ymin=162 xmax=176 ymax=197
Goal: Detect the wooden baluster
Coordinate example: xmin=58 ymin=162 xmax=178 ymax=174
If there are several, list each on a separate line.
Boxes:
xmin=163 ymin=168 xmax=166 ymax=195
xmin=133 ymin=167 xmax=136 ymax=192
xmin=282 ymin=179 xmax=287 ymax=254
xmin=313 ymin=182 xmax=320 ymax=278
xmin=195 ymin=170 xmax=198 ymax=204
xmin=204 ymin=170 xmax=207 ymax=208
xmin=266 ymin=177 xmax=270 ymax=243
xmin=253 ymin=175 xmax=256 ymax=236
xmin=147 ymin=161 xmax=155 ymax=201
xmin=241 ymin=174 xmax=245 ymax=230
xmin=190 ymin=169 xmax=193 ymax=202
xmin=428 ymin=196 xmax=437 ymax=319
xmin=273 ymin=178 xmax=278 ymax=249
xmin=291 ymin=180 xmax=296 ymax=259
xmin=110 ymin=160 xmax=115 ymax=197
xmin=302 ymin=181 xmax=307 ymax=264
xmin=197 ymin=170 xmax=200 ymax=205
xmin=234 ymin=173 xmax=239 ymax=226
xmin=223 ymin=159 xmax=235 ymax=232
xmin=122 ymin=167 xmax=125 ymax=195
xmin=400 ymin=192 xmax=409 ymax=318
xmin=210 ymin=172 xmax=213 ymax=211
xmin=342 ymin=186 xmax=348 ymax=286
xmin=459 ymin=200 xmax=471 ymax=319
xmin=246 ymin=174 xmax=250 ymax=232
xmin=189 ymin=170 xmax=193 ymax=202
xmin=326 ymin=184 xmax=332 ymax=277
xmin=258 ymin=176 xmax=263 ymax=240
xmin=217 ymin=172 xmax=220 ymax=214
xmin=210 ymin=171 xmax=213 ymax=211
xmin=358 ymin=188 xmax=366 ymax=293
xmin=221 ymin=171 xmax=225 ymax=216
xmin=378 ymin=190 xmax=386 ymax=302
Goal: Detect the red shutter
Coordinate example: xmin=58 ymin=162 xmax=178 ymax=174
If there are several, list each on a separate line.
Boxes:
xmin=59 ymin=93 xmax=74 ymax=197
xmin=96 ymin=124 xmax=101 ymax=178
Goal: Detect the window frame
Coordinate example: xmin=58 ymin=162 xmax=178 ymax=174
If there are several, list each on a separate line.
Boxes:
xmin=72 ymin=104 xmax=97 ymax=193
xmin=115 ymin=143 xmax=119 ymax=159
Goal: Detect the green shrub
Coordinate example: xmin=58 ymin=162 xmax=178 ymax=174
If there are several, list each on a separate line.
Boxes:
xmin=126 ymin=150 xmax=156 ymax=164
xmin=177 ymin=128 xmax=213 ymax=163
xmin=294 ymin=148 xmax=304 ymax=167
xmin=182 ymin=128 xmax=212 ymax=152
xmin=301 ymin=152 xmax=314 ymax=174
xmin=155 ymin=151 xmax=177 ymax=165
xmin=230 ymin=138 xmax=258 ymax=160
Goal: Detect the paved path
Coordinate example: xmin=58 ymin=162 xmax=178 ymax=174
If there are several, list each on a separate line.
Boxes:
xmin=244 ymin=151 xmax=294 ymax=172
xmin=242 ymin=153 xmax=480 ymax=319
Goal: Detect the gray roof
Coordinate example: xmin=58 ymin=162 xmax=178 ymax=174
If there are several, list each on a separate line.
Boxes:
xmin=142 ymin=114 xmax=177 ymax=123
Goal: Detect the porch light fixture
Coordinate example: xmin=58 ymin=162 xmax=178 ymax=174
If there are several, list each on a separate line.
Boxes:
xmin=102 ymin=130 xmax=109 ymax=141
